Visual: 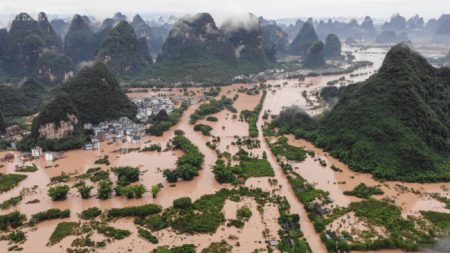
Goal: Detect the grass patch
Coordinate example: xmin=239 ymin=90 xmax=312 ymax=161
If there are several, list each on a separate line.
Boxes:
xmin=240 ymin=90 xmax=266 ymax=138
xmin=107 ymin=204 xmax=162 ymax=218
xmin=79 ymin=207 xmax=101 ymax=220
xmin=141 ymin=144 xmax=162 ymax=152
xmin=268 ymin=136 xmax=307 ymax=161
xmin=29 ymin=208 xmax=70 ymax=225
xmin=48 ymin=221 xmax=78 ymax=245
xmin=15 ymin=164 xmax=38 ymax=172
xmin=0 ymin=195 xmax=22 ymax=210
xmin=138 ymin=228 xmax=158 ymax=244
xmin=0 ymin=173 xmax=27 ymax=193
xmin=343 ymin=183 xmax=384 ymax=199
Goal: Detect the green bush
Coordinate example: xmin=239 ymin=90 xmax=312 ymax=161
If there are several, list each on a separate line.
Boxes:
xmin=0 ymin=195 xmax=22 ymax=210
xmin=79 ymin=207 xmax=101 ymax=220
xmin=147 ymin=102 xmax=188 ymax=136
xmin=194 ymin=124 xmax=213 ymax=136
xmin=97 ymin=180 xmax=113 ymax=200
xmin=115 ymin=184 xmax=146 ymax=198
xmin=48 ymin=185 xmax=70 ymax=201
xmin=97 ymin=225 xmax=131 ymax=240
xmin=29 ymin=208 xmax=70 ymax=225
xmin=111 ymin=166 xmax=140 ymax=186
xmin=343 ymin=183 xmax=384 ymax=199
xmin=77 ymin=182 xmax=94 ymax=199
xmin=107 ymin=204 xmax=162 ymax=218
xmin=190 ymin=96 xmax=236 ymax=124
xmin=0 ymin=211 xmax=26 ymax=230
xmin=95 ymin=155 xmax=110 ymax=165
xmin=173 ymin=197 xmax=192 ymax=209
xmin=163 ymin=132 xmax=204 ymax=182
xmin=240 ymin=90 xmax=266 ymax=138
xmin=138 ymin=228 xmax=158 ymax=244
xmin=142 ymin=144 xmax=162 ymax=152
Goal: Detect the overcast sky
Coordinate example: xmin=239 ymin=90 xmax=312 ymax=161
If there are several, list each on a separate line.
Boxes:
xmin=0 ymin=0 xmax=449 ymax=22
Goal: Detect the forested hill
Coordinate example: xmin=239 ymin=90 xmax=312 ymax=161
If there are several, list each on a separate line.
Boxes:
xmin=273 ymin=43 xmax=450 ymax=182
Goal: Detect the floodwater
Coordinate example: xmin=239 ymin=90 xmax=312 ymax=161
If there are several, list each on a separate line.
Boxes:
xmin=285 ymin=137 xmax=450 ymax=216
xmin=1 ymin=47 xmax=449 ymax=253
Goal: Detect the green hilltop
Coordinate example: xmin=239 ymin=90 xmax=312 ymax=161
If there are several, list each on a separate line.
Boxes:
xmin=274 ymin=43 xmax=450 ymax=182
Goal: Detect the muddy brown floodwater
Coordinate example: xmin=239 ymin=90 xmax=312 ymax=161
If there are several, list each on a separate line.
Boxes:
xmin=1 ymin=47 xmax=449 ymax=253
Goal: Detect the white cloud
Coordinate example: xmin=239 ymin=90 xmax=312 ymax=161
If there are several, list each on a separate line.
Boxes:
xmin=0 ymin=0 xmax=449 ymax=23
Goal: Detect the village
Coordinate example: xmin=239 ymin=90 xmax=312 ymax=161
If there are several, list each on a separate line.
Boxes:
xmin=0 ymin=94 xmax=182 ymax=168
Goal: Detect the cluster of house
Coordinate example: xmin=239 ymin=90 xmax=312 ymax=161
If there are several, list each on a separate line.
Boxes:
xmin=83 ymin=117 xmax=146 ymax=150
xmin=133 ymin=96 xmax=175 ymax=121
xmin=19 ymin=146 xmax=65 ymax=162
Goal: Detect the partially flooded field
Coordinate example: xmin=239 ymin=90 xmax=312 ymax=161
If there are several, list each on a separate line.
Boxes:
xmin=1 ymin=47 xmax=449 ymax=253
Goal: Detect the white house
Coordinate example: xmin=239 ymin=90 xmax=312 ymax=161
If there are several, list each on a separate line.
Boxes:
xmin=44 ymin=152 xmax=54 ymax=161
xmin=31 ymin=147 xmax=43 ymax=158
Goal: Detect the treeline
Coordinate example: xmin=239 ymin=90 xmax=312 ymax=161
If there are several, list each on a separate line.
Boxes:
xmin=163 ymin=131 xmax=205 ymax=182
xmin=240 ymin=90 xmax=266 ymax=137
xmin=147 ymin=102 xmax=188 ymax=136
xmin=190 ymin=96 xmax=237 ymax=124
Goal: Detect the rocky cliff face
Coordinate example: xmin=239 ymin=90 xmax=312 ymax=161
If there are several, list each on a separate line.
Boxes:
xmin=31 ymin=91 xmax=80 ymax=139
xmin=37 ymin=114 xmax=78 ymax=139
xmin=35 ymin=50 xmax=75 ymax=86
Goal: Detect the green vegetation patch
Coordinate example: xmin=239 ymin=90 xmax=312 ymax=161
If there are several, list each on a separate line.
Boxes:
xmin=194 ymin=124 xmax=213 ymax=136
xmin=268 ymin=136 xmax=307 ymax=161
xmin=107 ymin=204 xmax=162 ymax=218
xmin=201 ymin=240 xmax=232 ymax=253
xmin=0 ymin=211 xmax=26 ymax=230
xmin=29 ymin=208 xmax=70 ymax=225
xmin=147 ymin=102 xmax=188 ymax=136
xmin=153 ymin=244 xmax=196 ymax=253
xmin=94 ymin=155 xmax=110 ymax=165
xmin=142 ymin=144 xmax=162 ymax=152
xmin=111 ymin=166 xmax=140 ymax=186
xmin=240 ymin=90 xmax=266 ymax=138
xmin=343 ymin=183 xmax=384 ymax=199
xmin=0 ymin=195 xmax=22 ymax=210
xmin=48 ymin=184 xmax=70 ymax=201
xmin=138 ymin=228 xmax=158 ymax=244
xmin=421 ymin=211 xmax=450 ymax=230
xmin=48 ymin=221 xmax=78 ymax=245
xmin=15 ymin=164 xmax=38 ymax=172
xmin=0 ymin=173 xmax=27 ymax=193
xmin=97 ymin=225 xmax=131 ymax=240
xmin=206 ymin=116 xmax=218 ymax=122
xmin=79 ymin=207 xmax=102 ymax=220
xmin=190 ymin=96 xmax=236 ymax=124
xmin=213 ymin=149 xmax=274 ymax=183
xmin=163 ymin=132 xmax=205 ymax=183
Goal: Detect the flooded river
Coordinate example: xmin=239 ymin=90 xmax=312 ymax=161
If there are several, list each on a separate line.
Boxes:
xmin=1 ymin=47 xmax=449 ymax=252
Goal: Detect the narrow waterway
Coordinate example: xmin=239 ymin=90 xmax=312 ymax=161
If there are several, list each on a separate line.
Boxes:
xmin=256 ymin=96 xmax=329 ymax=253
